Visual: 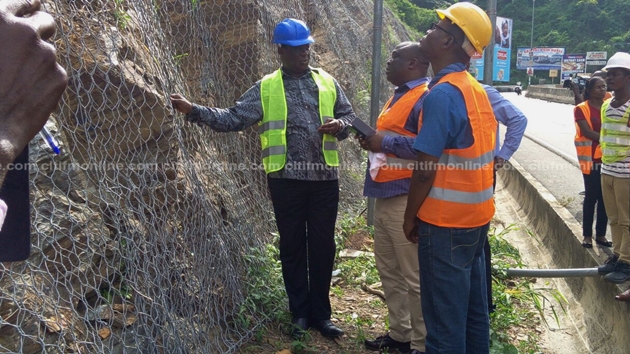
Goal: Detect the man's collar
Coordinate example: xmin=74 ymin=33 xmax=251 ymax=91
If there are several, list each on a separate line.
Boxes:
xmin=395 ymin=77 xmax=430 ymax=92
xmin=429 ymin=62 xmax=466 ymax=88
xmin=281 ymin=66 xmax=312 ymax=78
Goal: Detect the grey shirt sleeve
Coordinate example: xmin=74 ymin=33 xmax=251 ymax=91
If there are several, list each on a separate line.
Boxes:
xmin=185 ymin=82 xmax=264 ymax=132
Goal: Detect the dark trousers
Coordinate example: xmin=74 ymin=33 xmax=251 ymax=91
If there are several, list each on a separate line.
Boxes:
xmin=582 ymin=164 xmax=607 ymax=237
xmin=0 ymin=147 xmax=31 ymax=262
xmin=484 ymin=168 xmax=499 ymax=314
xmin=483 ymin=237 xmax=494 ymax=314
xmin=267 ymin=177 xmax=339 ymax=320
xmin=417 ymin=221 xmax=490 ymax=353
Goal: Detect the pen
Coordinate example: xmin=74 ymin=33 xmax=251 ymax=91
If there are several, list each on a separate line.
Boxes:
xmin=39 ymin=127 xmax=61 ymax=155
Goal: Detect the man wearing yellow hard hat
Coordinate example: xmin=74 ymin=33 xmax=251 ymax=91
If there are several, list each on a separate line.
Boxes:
xmin=402 ymin=2 xmax=496 ymax=353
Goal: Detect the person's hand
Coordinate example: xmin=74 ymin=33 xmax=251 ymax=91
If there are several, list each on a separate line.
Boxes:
xmin=317 ymin=117 xmax=342 ymax=135
xmin=403 ymin=217 xmax=419 ymax=243
xmin=356 ymin=135 xmax=368 ymax=150
xmin=494 ymin=156 xmax=506 ymax=172
xmin=0 ymin=0 xmax=68 ymax=167
xmin=170 ymin=94 xmax=193 ymax=114
xmin=362 ymin=132 xmax=384 ymax=152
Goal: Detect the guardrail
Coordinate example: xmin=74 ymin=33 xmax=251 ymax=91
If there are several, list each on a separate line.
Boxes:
xmin=525 ymin=85 xmax=576 ymax=104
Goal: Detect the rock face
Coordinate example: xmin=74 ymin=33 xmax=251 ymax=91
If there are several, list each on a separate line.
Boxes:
xmin=0 ymin=0 xmax=412 ymax=352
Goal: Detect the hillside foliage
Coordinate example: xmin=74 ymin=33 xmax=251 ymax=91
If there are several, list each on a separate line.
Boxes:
xmin=385 ymin=0 xmax=630 ymax=83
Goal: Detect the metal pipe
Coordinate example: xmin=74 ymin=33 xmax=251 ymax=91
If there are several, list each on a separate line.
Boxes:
xmin=367 ymin=0 xmax=383 ymax=226
xmin=499 ymin=267 xmax=600 ymax=278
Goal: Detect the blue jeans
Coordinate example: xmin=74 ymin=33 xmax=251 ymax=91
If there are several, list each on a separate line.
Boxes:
xmin=417 ymin=220 xmax=490 ymax=354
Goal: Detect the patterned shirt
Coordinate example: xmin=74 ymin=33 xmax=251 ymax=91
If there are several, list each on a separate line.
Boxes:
xmin=186 ymin=67 xmax=356 ymax=181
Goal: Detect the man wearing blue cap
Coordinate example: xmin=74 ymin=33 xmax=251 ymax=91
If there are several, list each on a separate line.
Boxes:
xmin=171 ymin=18 xmax=356 ymax=339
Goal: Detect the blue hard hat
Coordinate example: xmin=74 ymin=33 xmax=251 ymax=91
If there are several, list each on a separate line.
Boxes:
xmin=272 ymin=18 xmax=315 ymax=46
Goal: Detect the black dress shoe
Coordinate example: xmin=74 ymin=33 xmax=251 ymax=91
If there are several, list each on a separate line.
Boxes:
xmin=291 ymin=317 xmax=309 ymax=339
xmin=364 ymin=333 xmax=410 ymax=352
xmin=310 ymin=319 xmax=343 ymax=338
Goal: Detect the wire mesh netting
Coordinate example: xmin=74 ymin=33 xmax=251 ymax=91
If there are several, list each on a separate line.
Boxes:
xmin=0 ymin=0 xmax=414 ymax=352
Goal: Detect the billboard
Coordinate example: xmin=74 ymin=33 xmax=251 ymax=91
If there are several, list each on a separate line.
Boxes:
xmin=561 ymin=54 xmax=586 ymax=81
xmin=470 ymin=16 xmax=512 ymax=82
xmin=469 ymin=52 xmax=484 ymax=81
xmin=492 ymin=16 xmax=512 ymax=82
xmin=516 ymin=47 xmax=565 ymax=70
xmin=586 ymin=51 xmax=607 ymax=66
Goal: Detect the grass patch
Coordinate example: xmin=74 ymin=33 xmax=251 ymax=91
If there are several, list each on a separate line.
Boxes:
xmin=489 ymin=225 xmax=567 ymax=353
xmin=238 ymin=235 xmax=288 ymax=329
xmin=238 ymin=215 xmax=565 ymax=353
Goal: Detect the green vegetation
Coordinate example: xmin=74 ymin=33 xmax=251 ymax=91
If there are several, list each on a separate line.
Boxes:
xmin=489 ymin=225 xmax=568 ymax=353
xmin=238 ymin=236 xmax=288 ymax=329
xmin=384 ymin=0 xmax=435 ymax=38
xmin=173 ymin=53 xmax=189 ymax=66
xmin=385 ymin=0 xmax=630 ymax=84
xmin=239 ymin=214 xmax=566 ymax=353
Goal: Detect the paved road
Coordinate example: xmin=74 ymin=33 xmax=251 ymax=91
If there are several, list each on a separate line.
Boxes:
xmin=498 ymin=92 xmax=603 ymax=238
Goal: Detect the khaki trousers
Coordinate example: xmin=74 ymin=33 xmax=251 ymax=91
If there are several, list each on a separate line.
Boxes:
xmin=601 ymin=174 xmax=630 ymax=263
xmin=374 ymin=195 xmax=426 ymax=351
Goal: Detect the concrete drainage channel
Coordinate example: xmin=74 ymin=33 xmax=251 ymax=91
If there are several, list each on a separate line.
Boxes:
xmin=498 ymin=159 xmax=630 ymax=353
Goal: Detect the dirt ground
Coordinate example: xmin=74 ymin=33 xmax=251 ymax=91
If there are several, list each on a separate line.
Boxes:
xmin=240 ymin=228 xmax=397 ymax=354
xmin=239 ymin=180 xmax=589 ymax=353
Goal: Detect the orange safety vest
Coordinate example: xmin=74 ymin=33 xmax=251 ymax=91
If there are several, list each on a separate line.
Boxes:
xmin=417 ymin=71 xmax=497 ymax=228
xmin=373 ymin=83 xmax=428 ymax=182
xmin=605 ymin=91 xmax=613 ymax=100
xmin=574 ymin=102 xmax=602 ymax=175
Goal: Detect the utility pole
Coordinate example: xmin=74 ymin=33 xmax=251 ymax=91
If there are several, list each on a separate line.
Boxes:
xmin=367 ymin=0 xmax=383 ymax=226
xmin=483 ymin=0 xmax=497 ymax=84
xmin=529 ymin=0 xmax=535 ymax=87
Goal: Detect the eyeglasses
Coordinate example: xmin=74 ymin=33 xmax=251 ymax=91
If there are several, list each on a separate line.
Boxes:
xmin=282 ymin=44 xmax=311 ymax=54
xmin=430 ymin=22 xmax=458 ymax=44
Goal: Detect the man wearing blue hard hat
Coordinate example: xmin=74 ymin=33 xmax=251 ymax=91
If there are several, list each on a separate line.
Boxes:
xmin=171 ymin=18 xmax=355 ymax=339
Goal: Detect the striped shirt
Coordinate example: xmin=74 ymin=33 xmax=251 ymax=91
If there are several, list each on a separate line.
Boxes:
xmin=601 ymin=99 xmax=630 ymax=178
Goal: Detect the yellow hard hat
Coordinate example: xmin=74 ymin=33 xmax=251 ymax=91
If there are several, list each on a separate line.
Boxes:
xmin=436 ymin=2 xmax=492 ymax=55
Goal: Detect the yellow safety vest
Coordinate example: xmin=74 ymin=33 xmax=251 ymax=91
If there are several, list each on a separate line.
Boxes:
xmin=259 ymin=68 xmax=338 ymax=173
xmin=600 ymin=98 xmax=630 ymax=164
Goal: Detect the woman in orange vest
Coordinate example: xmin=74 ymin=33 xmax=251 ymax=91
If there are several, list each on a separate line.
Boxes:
xmin=574 ymin=76 xmax=611 ymax=248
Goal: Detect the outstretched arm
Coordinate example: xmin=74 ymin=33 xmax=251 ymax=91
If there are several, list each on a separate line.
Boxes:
xmin=170 ymin=84 xmax=264 ymax=132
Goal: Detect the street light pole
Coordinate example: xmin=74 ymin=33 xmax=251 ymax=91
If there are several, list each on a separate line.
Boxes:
xmin=367 ymin=0 xmax=383 ymax=226
xmin=529 ymin=0 xmax=535 ymax=87
xmin=483 ymin=0 xmax=496 ymax=84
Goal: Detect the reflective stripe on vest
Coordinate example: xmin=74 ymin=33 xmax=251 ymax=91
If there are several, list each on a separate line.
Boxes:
xmin=372 ymin=84 xmax=428 ymax=182
xmin=417 ymin=71 xmax=497 ymax=228
xmin=573 ymin=102 xmax=602 ymax=175
xmin=600 ymin=99 xmax=630 ymax=164
xmin=428 ymin=186 xmax=494 ymax=204
xmin=437 ymin=150 xmax=494 ymax=170
xmin=259 ymin=68 xmax=338 ymax=173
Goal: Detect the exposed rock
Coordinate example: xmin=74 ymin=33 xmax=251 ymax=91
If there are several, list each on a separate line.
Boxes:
xmin=2 ymin=0 xmax=413 ymax=352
